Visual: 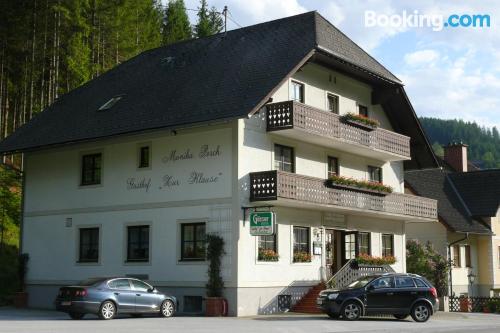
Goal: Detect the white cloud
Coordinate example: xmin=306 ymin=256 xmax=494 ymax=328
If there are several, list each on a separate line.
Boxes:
xmin=404 ymin=49 xmax=440 ymax=66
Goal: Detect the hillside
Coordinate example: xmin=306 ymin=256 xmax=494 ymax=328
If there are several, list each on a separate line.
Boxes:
xmin=419 ymin=117 xmax=500 ymax=169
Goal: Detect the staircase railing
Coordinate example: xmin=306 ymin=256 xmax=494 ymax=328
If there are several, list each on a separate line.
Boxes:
xmin=327 ymin=259 xmax=395 ymax=289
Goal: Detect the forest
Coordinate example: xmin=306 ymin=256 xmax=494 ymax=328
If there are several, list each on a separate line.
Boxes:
xmin=0 ymin=0 xmax=223 ymax=304
xmin=420 ymin=117 xmax=500 ymax=169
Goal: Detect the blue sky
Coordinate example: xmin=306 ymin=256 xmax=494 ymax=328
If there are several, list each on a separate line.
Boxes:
xmin=177 ymin=0 xmax=500 ymax=130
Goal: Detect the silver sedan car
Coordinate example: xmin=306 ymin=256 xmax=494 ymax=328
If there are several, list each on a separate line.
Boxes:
xmin=55 ymin=277 xmax=177 ymax=320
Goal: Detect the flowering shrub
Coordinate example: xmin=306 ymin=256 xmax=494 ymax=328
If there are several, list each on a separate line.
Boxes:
xmin=258 ymin=249 xmax=279 ymax=262
xmin=326 ymin=174 xmax=393 ymax=193
xmin=342 ymin=112 xmax=380 ymax=128
xmin=355 ymin=254 xmax=396 ymax=265
xmin=293 ymin=251 xmax=312 ymax=263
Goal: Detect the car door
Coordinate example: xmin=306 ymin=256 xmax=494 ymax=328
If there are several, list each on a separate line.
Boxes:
xmin=393 ymin=276 xmax=418 ymax=310
xmin=365 ymin=276 xmax=395 ymax=313
xmin=130 ymin=279 xmax=161 ymax=313
xmin=107 ymin=278 xmax=136 ymax=312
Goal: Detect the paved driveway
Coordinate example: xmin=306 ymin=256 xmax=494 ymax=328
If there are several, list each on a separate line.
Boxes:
xmin=1 ymin=308 xmax=500 ymax=333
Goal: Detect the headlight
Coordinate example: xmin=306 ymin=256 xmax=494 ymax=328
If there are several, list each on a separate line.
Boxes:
xmin=327 ymin=293 xmax=339 ymax=300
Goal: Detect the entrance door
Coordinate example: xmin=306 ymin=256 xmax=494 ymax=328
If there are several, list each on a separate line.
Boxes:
xmin=325 ymin=229 xmax=336 ymax=279
xmin=341 ymin=231 xmax=358 ymax=266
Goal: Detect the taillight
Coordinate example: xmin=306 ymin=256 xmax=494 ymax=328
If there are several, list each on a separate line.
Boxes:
xmin=430 ymin=287 xmax=437 ymax=298
xmin=75 ymin=289 xmax=87 ymax=297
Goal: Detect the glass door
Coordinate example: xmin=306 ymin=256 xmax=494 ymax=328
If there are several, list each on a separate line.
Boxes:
xmin=325 ymin=229 xmax=336 ymax=279
xmin=341 ymin=231 xmax=358 ymax=266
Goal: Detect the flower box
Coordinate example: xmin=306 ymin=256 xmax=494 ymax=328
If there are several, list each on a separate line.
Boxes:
xmin=324 ymin=175 xmax=393 ymax=196
xmin=258 ymin=249 xmax=279 ymax=262
xmin=341 ymin=113 xmax=379 ymax=131
xmin=293 ymin=251 xmax=312 ymax=263
xmin=355 ymin=254 xmax=396 ymax=266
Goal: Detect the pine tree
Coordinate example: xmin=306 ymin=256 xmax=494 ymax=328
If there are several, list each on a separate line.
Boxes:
xmin=195 ymin=1 xmax=224 ymax=38
xmin=162 ymin=0 xmax=192 ymax=45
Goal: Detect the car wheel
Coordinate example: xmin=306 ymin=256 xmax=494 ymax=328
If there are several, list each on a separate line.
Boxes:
xmin=393 ymin=314 xmax=409 ymax=320
xmin=99 ymin=301 xmax=117 ymax=320
xmin=160 ymin=299 xmax=175 ymax=317
xmin=341 ymin=301 xmax=361 ymax=321
xmin=327 ymin=312 xmax=339 ymax=319
xmin=68 ymin=312 xmax=84 ymax=320
xmin=411 ymin=302 xmax=431 ymax=323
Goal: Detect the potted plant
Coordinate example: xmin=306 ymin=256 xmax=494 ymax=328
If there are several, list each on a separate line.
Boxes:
xmin=293 ymin=251 xmax=312 ymax=263
xmin=341 ymin=113 xmax=380 ymax=131
xmin=13 ymin=253 xmax=29 ymax=308
xmin=205 ymin=234 xmax=227 ymax=316
xmin=258 ymin=249 xmax=279 ymax=262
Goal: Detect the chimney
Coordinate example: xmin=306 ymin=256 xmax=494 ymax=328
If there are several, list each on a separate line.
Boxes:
xmin=444 ymin=142 xmax=468 ymax=172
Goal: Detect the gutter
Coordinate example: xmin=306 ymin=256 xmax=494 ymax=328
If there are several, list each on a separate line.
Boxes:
xmin=447 ymin=233 xmax=469 ymax=297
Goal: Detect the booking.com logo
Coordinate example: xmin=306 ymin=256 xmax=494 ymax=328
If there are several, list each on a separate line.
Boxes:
xmin=365 ymin=10 xmax=491 ymax=31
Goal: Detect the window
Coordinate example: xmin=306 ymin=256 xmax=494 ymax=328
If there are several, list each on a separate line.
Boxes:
xmin=290 ymin=81 xmax=304 ymax=103
xmin=138 ymin=145 xmax=151 ymax=169
xmin=81 ymin=153 xmax=102 ymax=186
xmin=181 ymin=223 xmax=206 ymax=261
xmin=344 ymin=233 xmax=357 ymax=260
xmin=327 ymin=93 xmax=339 ymax=114
xmin=381 ymin=234 xmax=394 ymax=257
xmin=358 ymin=104 xmax=368 ymax=117
xmin=78 ymin=227 xmax=99 ymax=263
xmin=127 ymin=225 xmax=150 ymax=262
xmin=108 ymin=279 xmax=132 ymax=290
xmin=371 ymin=276 xmax=393 ymax=289
xmin=184 ymin=296 xmax=203 ymax=313
xmin=274 ymin=144 xmax=294 ymax=173
xmin=464 ymin=245 xmax=471 ymax=268
xmin=453 ymin=245 xmax=461 ymax=267
xmin=395 ymin=276 xmax=416 ymax=288
xmin=130 ymin=279 xmax=151 ymax=292
xmin=293 ymin=227 xmax=310 ymax=260
xmin=327 ymin=156 xmax=339 ymax=178
xmin=368 ymin=166 xmax=382 ymax=183
xmin=358 ymin=232 xmax=371 ymax=255
xmin=414 ymin=278 xmax=429 ymax=288
xmin=258 ymin=235 xmax=277 ymax=252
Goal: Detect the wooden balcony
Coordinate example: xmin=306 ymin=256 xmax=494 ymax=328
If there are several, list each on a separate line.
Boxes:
xmin=266 ymin=101 xmax=411 ymax=161
xmin=249 ymin=170 xmax=437 ymax=221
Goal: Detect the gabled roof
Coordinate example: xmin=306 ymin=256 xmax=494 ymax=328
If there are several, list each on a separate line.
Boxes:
xmin=0 ymin=11 xmax=433 ymax=170
xmin=405 ymin=168 xmax=492 ymax=234
xmin=449 ymin=170 xmax=500 ymax=218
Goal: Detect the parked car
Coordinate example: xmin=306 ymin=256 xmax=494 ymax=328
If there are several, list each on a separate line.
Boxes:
xmin=317 ymin=273 xmax=438 ymax=322
xmin=55 ymin=277 xmax=177 ymax=320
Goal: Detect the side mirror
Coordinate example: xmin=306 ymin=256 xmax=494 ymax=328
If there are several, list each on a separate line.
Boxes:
xmin=147 ymin=287 xmax=155 ymax=293
xmin=367 ymin=285 xmax=375 ymax=292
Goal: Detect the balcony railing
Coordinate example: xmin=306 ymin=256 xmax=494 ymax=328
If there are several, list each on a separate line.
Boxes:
xmin=249 ymin=170 xmax=437 ymax=220
xmin=266 ymin=101 xmax=411 ymax=158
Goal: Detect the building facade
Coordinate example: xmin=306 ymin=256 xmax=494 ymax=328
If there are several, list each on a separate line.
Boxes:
xmin=1 ymin=12 xmax=439 ymax=316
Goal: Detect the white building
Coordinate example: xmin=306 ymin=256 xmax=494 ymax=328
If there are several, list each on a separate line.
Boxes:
xmin=0 ymin=12 xmax=438 ymax=316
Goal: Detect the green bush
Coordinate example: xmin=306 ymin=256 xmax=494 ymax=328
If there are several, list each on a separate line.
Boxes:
xmin=0 ymin=244 xmax=20 ymax=305
xmin=406 ymin=240 xmax=449 ymax=296
xmin=206 ymin=234 xmax=225 ymax=297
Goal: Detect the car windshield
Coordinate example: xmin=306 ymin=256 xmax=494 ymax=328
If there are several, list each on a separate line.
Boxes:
xmin=77 ymin=278 xmax=106 ymax=286
xmin=347 ymin=276 xmax=377 ymax=289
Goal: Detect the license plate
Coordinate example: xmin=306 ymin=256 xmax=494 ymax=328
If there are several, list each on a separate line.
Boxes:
xmin=316 ymin=299 xmax=323 ymax=305
xmin=61 ymin=301 xmax=71 ymax=306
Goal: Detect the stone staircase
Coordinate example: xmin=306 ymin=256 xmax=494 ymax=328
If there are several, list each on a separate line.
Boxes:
xmin=290 ymin=282 xmax=326 ymax=313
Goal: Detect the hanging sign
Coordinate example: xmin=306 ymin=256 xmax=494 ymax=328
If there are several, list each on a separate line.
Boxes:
xmin=249 ymin=212 xmax=275 ymax=236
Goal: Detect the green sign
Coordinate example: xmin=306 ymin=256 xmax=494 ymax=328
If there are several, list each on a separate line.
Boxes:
xmin=249 ymin=212 xmax=275 ymax=236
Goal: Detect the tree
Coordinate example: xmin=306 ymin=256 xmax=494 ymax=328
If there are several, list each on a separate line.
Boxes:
xmin=431 ymin=142 xmax=444 ymax=157
xmin=406 ymin=240 xmax=449 ymax=296
xmin=194 ymin=0 xmax=223 ymax=38
xmin=162 ymin=0 xmax=192 ymax=45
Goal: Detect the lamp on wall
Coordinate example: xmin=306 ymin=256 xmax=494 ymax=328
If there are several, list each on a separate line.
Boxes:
xmin=467 ymin=272 xmax=476 ymax=285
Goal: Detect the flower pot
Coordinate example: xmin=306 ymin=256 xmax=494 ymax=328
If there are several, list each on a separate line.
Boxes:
xmin=342 ymin=118 xmax=377 ymax=131
xmin=459 ymin=297 xmax=471 ymax=312
xmin=13 ymin=292 xmax=28 ymax=308
xmin=205 ymin=297 xmax=227 ymax=317
xmin=324 ymin=181 xmax=390 ymax=196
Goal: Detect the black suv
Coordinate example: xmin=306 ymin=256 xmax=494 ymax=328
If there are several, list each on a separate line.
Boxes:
xmin=317 ymin=273 xmax=439 ymax=322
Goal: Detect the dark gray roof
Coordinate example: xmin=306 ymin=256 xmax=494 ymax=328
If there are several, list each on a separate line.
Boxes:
xmin=405 ymin=168 xmax=491 ymax=234
xmin=449 ymin=170 xmax=500 ymax=217
xmin=0 ymin=11 xmax=414 ymax=155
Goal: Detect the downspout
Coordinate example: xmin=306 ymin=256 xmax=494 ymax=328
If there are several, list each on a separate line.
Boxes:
xmin=447 ymin=233 xmax=469 ymax=296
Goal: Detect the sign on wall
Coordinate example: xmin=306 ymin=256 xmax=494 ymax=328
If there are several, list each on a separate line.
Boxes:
xmin=249 ymin=212 xmax=275 ymax=236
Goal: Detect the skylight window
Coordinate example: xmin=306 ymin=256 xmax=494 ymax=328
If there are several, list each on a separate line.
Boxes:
xmin=98 ymin=95 xmax=123 ymax=111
